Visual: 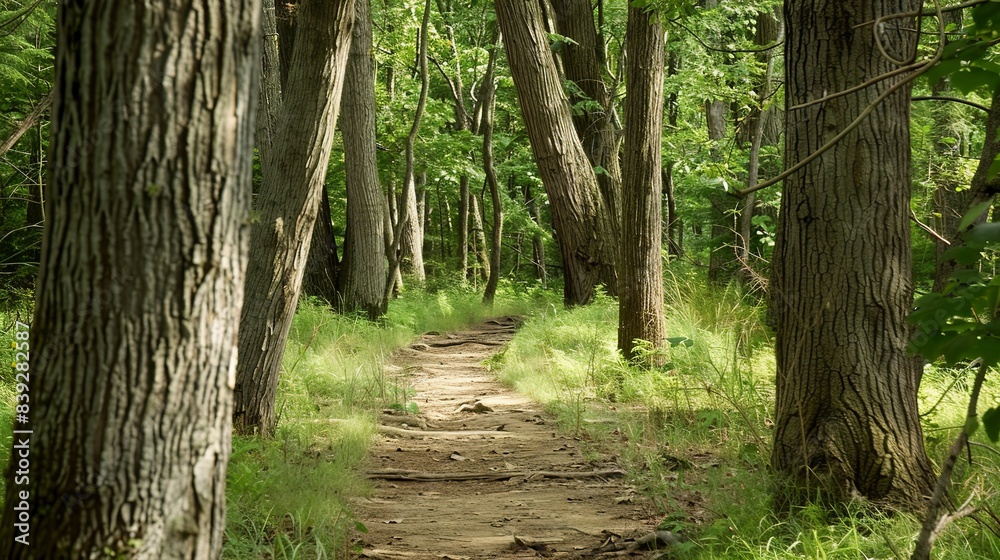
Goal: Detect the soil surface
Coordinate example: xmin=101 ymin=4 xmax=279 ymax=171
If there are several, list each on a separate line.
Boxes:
xmin=353 ymin=317 xmax=662 ymax=559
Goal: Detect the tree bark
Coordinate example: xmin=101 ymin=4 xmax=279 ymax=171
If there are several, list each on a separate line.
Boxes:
xmin=234 ymin=0 xmax=355 ymax=437
xmin=469 ymin=192 xmax=490 ymax=283
xmin=338 ymin=0 xmax=387 ymax=319
xmin=495 ymin=0 xmax=618 ymax=305
xmin=770 ymin=0 xmax=934 ymax=510
xmin=618 ymin=3 xmax=665 ymax=362
xmin=0 ymin=1 xmax=257 ymax=557
xmin=552 ymin=0 xmax=622 ymax=226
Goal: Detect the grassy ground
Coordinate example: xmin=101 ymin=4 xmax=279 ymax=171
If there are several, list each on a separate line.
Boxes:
xmin=494 ymin=268 xmax=1000 ymax=559
xmin=1 ymin=272 xmax=998 ymax=558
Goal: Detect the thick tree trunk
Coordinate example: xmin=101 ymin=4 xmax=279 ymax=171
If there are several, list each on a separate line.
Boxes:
xmin=553 ymin=0 xmax=621 ymax=225
xmin=495 ymin=0 xmax=618 ymax=305
xmin=0 ymin=1 xmax=257 ymax=557
xmin=339 ymin=0 xmax=387 ymax=319
xmin=770 ymin=0 xmax=934 ymax=510
xmin=618 ymin=5 xmax=666 ymax=363
xmin=234 ymin=0 xmax=354 ymax=437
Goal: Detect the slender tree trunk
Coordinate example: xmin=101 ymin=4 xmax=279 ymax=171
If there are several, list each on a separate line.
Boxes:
xmin=470 ymin=193 xmax=490 ymax=282
xmin=737 ymin=9 xmax=782 ymax=288
xmin=496 ymin=0 xmax=618 ymax=305
xmin=481 ymin=34 xmax=502 ymax=305
xmin=398 ymin=0 xmax=431 ymax=282
xmin=234 ymin=0 xmax=355 ymax=437
xmin=459 ymin=176 xmax=470 ymax=278
xmin=770 ymin=0 xmax=934 ymax=510
xmin=553 ymin=0 xmax=622 ymax=225
xmin=339 ymin=0 xmax=387 ymax=319
xmin=524 ymin=183 xmax=547 ymax=285
xmin=0 ymin=1 xmax=257 ymax=556
xmin=663 ymin=49 xmax=680 ymax=257
xmin=618 ymin=3 xmax=665 ymax=362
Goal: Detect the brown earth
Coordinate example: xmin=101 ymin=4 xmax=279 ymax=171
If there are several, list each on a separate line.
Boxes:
xmin=353 ymin=317 xmax=668 ymax=559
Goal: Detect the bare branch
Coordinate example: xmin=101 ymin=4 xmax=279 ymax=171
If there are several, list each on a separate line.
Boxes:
xmin=0 ymin=90 xmax=52 ymax=159
xmin=912 ymin=95 xmax=990 ymax=112
xmin=910 ymin=210 xmax=951 ymax=246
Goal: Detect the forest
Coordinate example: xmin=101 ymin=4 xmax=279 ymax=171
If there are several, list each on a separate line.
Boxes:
xmin=0 ymin=0 xmax=999 ymax=558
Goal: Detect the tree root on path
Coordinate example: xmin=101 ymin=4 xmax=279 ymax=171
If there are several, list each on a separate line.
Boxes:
xmin=593 ymin=530 xmax=681 ymax=555
xmin=367 ymin=468 xmax=625 ymax=482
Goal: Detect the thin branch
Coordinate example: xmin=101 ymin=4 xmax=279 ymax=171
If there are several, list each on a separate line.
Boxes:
xmin=788 ymin=62 xmax=924 ymax=111
xmin=912 ymin=360 xmax=990 ymax=560
xmin=667 ymin=17 xmax=783 ymax=54
xmin=910 ymin=210 xmax=952 ymax=245
xmin=912 ymin=95 xmax=990 ymax=112
xmin=0 ymin=90 xmax=52 ymax=159
xmin=854 ymin=0 xmax=988 ymax=29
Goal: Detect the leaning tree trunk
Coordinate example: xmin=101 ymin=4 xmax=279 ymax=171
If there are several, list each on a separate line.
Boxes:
xmin=770 ymin=0 xmax=934 ymax=510
xmin=553 ymin=0 xmax=622 ymax=225
xmin=302 ymin=185 xmax=341 ymax=304
xmin=0 ymin=1 xmax=257 ymax=557
xmin=618 ymin=3 xmax=666 ymax=363
xmin=338 ymin=0 xmax=387 ymax=319
xmin=234 ymin=0 xmax=354 ymax=437
xmin=495 ymin=0 xmax=618 ymax=305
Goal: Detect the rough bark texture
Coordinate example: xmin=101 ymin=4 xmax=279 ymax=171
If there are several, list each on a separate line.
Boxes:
xmin=553 ymin=0 xmax=622 ymax=225
xmin=0 ymin=1 xmax=257 ymax=557
xmin=618 ymin=4 xmax=665 ymax=362
xmin=469 ymin=193 xmax=490 ymax=282
xmin=234 ymin=0 xmax=354 ymax=437
xmin=338 ymin=0 xmax=387 ymax=318
xmin=770 ymin=0 xmax=934 ymax=510
xmin=495 ymin=0 xmax=618 ymax=305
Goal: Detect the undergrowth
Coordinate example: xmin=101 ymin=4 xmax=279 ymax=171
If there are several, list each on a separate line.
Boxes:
xmin=495 ymin=268 xmax=1000 ymax=559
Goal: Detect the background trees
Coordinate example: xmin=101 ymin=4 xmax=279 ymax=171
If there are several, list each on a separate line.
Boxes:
xmin=0 ymin=0 xmax=258 ymax=556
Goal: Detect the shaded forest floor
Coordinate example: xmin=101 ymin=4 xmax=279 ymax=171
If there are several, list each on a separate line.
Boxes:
xmin=354 ymin=317 xmax=663 ymax=559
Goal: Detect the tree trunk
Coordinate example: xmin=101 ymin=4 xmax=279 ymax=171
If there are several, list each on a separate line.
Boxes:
xmin=618 ymin=4 xmax=666 ymax=363
xmin=770 ymin=0 xmax=934 ymax=511
xmin=301 ymin=186 xmax=341 ymax=304
xmin=234 ymin=0 xmax=355 ymax=437
xmin=0 ymin=1 xmax=257 ymax=557
xmin=459 ymin=175 xmax=470 ymax=278
xmin=398 ymin=0 xmax=431 ymax=283
xmin=553 ymin=0 xmax=622 ymax=226
xmin=663 ymin=49 xmax=680 ymax=257
xmin=737 ymin=9 xmax=782 ymax=288
xmin=339 ymin=0 xmax=387 ymax=319
xmin=495 ymin=0 xmax=618 ymax=305
xmin=470 ymin=193 xmax=490 ymax=282
xmin=481 ymin=33 xmax=502 ymax=305
xmin=524 ymin=183 xmax=547 ymax=285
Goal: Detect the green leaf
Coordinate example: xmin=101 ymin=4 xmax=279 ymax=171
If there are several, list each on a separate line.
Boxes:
xmin=666 ymin=336 xmax=694 ymax=347
xmin=966 ymin=222 xmax=1000 ymax=243
xmin=941 ymin=245 xmax=983 ymax=266
xmin=951 ymin=68 xmax=1000 ymax=95
xmin=958 ymin=199 xmax=994 ymax=231
xmin=982 ymin=407 xmax=1000 ymax=442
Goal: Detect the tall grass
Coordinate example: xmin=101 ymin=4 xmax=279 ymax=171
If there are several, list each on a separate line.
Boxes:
xmin=496 ymin=269 xmax=1000 ymax=559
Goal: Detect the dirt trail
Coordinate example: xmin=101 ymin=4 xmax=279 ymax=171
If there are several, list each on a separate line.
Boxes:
xmin=354 ymin=317 xmax=659 ymax=559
